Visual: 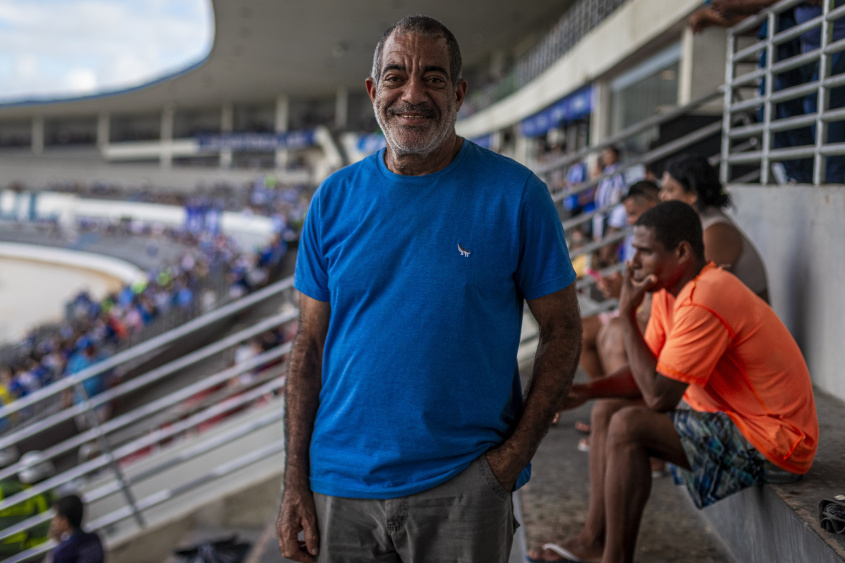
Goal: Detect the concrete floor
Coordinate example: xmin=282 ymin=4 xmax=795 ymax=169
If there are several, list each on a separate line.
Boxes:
xmin=518 ymin=398 xmax=733 ymax=563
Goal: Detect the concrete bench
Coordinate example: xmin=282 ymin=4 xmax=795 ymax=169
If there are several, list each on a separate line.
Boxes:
xmin=700 ymin=388 xmax=845 ymax=562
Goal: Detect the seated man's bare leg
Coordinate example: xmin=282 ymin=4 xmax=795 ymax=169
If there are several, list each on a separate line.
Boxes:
xmin=600 ymin=405 xmax=690 ymax=563
xmin=528 ymin=398 xmax=636 ymax=563
xmin=597 ymin=318 xmax=666 ymax=476
xmin=580 ymin=315 xmax=604 ymax=380
xmin=596 ymin=318 xmax=626 ymax=375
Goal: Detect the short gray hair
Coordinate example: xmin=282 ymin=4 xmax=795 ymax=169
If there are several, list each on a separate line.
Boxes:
xmin=370 ymin=15 xmax=463 ymax=88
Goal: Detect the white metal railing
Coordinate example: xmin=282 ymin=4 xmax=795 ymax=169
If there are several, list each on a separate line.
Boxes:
xmin=0 ymin=278 xmax=298 ymax=562
xmin=721 ymin=0 xmax=845 ymax=184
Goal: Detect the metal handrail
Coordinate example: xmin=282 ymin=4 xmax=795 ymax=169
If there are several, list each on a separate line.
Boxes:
xmin=0 ymin=307 xmax=296 ymax=459
xmin=0 ymin=337 xmax=292 ymax=512
xmin=0 ymin=277 xmax=294 ymax=421
xmin=0 ymin=371 xmax=287 ymax=545
xmin=731 ymin=0 xmax=804 ymax=35
xmin=536 ymin=89 xmax=724 ymax=177
xmin=553 ymin=120 xmax=725 ymax=231
xmin=0 ymin=265 xmax=299 ymax=562
xmin=721 ymin=0 xmax=845 ymax=184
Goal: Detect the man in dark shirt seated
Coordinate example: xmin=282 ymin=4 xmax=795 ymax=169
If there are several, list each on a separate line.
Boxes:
xmin=46 ymin=495 xmax=103 ymax=563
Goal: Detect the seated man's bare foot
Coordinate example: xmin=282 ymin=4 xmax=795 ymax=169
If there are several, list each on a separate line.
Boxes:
xmin=526 ymin=537 xmax=603 ymax=562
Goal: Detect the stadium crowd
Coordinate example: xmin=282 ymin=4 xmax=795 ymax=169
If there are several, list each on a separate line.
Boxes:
xmin=0 ymin=178 xmax=312 ymax=429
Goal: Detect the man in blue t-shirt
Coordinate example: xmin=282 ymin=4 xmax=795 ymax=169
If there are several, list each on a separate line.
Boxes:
xmin=276 ymin=15 xmax=582 ymax=563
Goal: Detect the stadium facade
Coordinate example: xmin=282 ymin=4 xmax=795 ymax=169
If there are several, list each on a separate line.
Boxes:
xmin=0 ymin=0 xmax=843 ymax=406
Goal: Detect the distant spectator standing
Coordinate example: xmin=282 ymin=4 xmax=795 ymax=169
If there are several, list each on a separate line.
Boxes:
xmin=0 ymin=450 xmax=55 ymax=558
xmin=45 ymin=494 xmax=104 ymax=563
xmin=592 ymin=146 xmax=628 ymax=243
xmin=562 ymin=159 xmax=592 ymax=219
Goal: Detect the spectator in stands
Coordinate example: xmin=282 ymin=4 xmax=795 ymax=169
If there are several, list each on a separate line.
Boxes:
xmin=579 ymin=181 xmax=660 ymax=381
xmin=46 ymin=494 xmax=104 ymax=563
xmin=592 ymin=146 xmax=628 ymax=246
xmin=562 ymin=159 xmax=592 ymax=220
xmin=2 ymin=178 xmax=309 ymax=433
xmin=529 ymin=201 xmax=818 ymax=563
xmin=576 ymin=182 xmax=660 ymax=447
xmin=0 ymin=450 xmax=55 ymax=558
xmin=593 ymin=181 xmax=661 ymax=369
xmin=660 ymin=154 xmax=769 ymax=301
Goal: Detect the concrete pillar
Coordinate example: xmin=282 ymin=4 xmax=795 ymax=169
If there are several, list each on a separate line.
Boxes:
xmin=590 ymin=81 xmax=611 ymax=145
xmin=514 ymin=135 xmax=530 ymax=166
xmin=275 ymin=95 xmax=289 ymax=169
xmin=679 ymin=25 xmax=728 ymax=111
xmin=161 ymin=103 xmax=175 ymax=168
xmin=220 ymin=102 xmax=234 ymax=169
xmin=491 ymin=131 xmax=503 ymax=153
xmin=335 ymin=87 xmax=348 ymax=130
xmin=31 ymin=116 xmax=44 ymax=155
xmin=97 ymin=112 xmax=110 ymax=150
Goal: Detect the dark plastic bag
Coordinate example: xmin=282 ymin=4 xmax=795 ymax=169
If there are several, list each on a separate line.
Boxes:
xmin=819 ymin=498 xmax=845 ymax=534
xmin=173 ymin=535 xmax=252 ymax=563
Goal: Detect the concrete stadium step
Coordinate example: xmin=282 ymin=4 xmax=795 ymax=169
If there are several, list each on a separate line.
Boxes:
xmin=700 ymin=389 xmax=845 ymax=563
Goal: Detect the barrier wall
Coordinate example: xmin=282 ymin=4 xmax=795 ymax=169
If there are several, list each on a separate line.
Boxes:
xmin=728 ymin=185 xmax=845 ymax=402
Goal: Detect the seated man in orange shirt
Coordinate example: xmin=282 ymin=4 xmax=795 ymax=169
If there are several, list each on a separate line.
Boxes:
xmin=529 ymin=200 xmax=818 ymax=563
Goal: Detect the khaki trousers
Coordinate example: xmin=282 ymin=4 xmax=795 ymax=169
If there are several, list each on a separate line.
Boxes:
xmin=313 ymin=454 xmax=518 ymax=562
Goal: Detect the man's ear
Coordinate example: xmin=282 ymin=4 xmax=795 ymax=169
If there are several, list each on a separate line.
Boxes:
xmin=365 ymin=77 xmax=377 ymax=104
xmin=676 ymin=240 xmax=693 ymax=264
xmin=454 ymin=79 xmax=468 ymax=111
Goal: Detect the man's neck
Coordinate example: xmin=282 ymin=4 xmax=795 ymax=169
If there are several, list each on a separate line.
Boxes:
xmin=384 ymin=135 xmax=464 ymax=176
xmin=666 ymin=260 xmax=708 ymax=297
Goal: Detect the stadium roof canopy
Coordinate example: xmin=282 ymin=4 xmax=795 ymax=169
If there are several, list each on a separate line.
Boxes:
xmin=0 ymin=0 xmax=570 ymax=118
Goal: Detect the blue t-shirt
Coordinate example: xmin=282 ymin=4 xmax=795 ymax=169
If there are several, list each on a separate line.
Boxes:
xmin=795 ymin=2 xmax=845 ymax=52
xmin=294 ymin=141 xmax=576 ymax=499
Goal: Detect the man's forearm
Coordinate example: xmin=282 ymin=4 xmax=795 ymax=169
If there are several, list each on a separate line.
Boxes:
xmin=283 ymin=335 xmax=323 ymax=491
xmin=620 ymin=311 xmax=679 ymax=411
xmin=584 ymin=366 xmax=641 ymax=399
xmin=497 ymin=300 xmax=582 ymax=473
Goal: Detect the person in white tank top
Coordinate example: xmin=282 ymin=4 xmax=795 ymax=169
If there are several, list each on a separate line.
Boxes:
xmin=659 ymin=154 xmax=769 ymax=302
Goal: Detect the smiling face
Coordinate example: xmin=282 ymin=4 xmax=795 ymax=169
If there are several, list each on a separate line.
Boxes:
xmin=366 ymin=31 xmax=466 ymax=160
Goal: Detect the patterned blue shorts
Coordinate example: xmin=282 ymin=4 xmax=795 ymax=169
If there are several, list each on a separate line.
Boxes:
xmin=669 ymin=408 xmax=801 ymax=509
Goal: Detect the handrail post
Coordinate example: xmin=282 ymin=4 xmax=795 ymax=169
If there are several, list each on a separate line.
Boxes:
xmin=722 ymin=30 xmax=737 ymax=183
xmin=75 ymin=382 xmax=147 ymax=529
xmin=814 ymin=0 xmax=833 ymax=184
xmin=762 ymin=10 xmax=776 ymax=184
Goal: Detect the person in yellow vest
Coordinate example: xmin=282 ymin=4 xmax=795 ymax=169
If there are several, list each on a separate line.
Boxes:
xmin=0 ymin=450 xmax=55 ymax=557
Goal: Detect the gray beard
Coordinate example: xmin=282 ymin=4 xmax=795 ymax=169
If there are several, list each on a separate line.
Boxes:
xmin=375 ymin=103 xmax=457 ymax=158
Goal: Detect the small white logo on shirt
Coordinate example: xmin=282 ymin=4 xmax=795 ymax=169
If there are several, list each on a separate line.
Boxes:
xmin=457 ymin=243 xmax=472 ymax=257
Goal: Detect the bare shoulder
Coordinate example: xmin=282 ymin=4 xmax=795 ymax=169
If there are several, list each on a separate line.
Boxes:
xmin=703 ymin=222 xmax=743 ymax=267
